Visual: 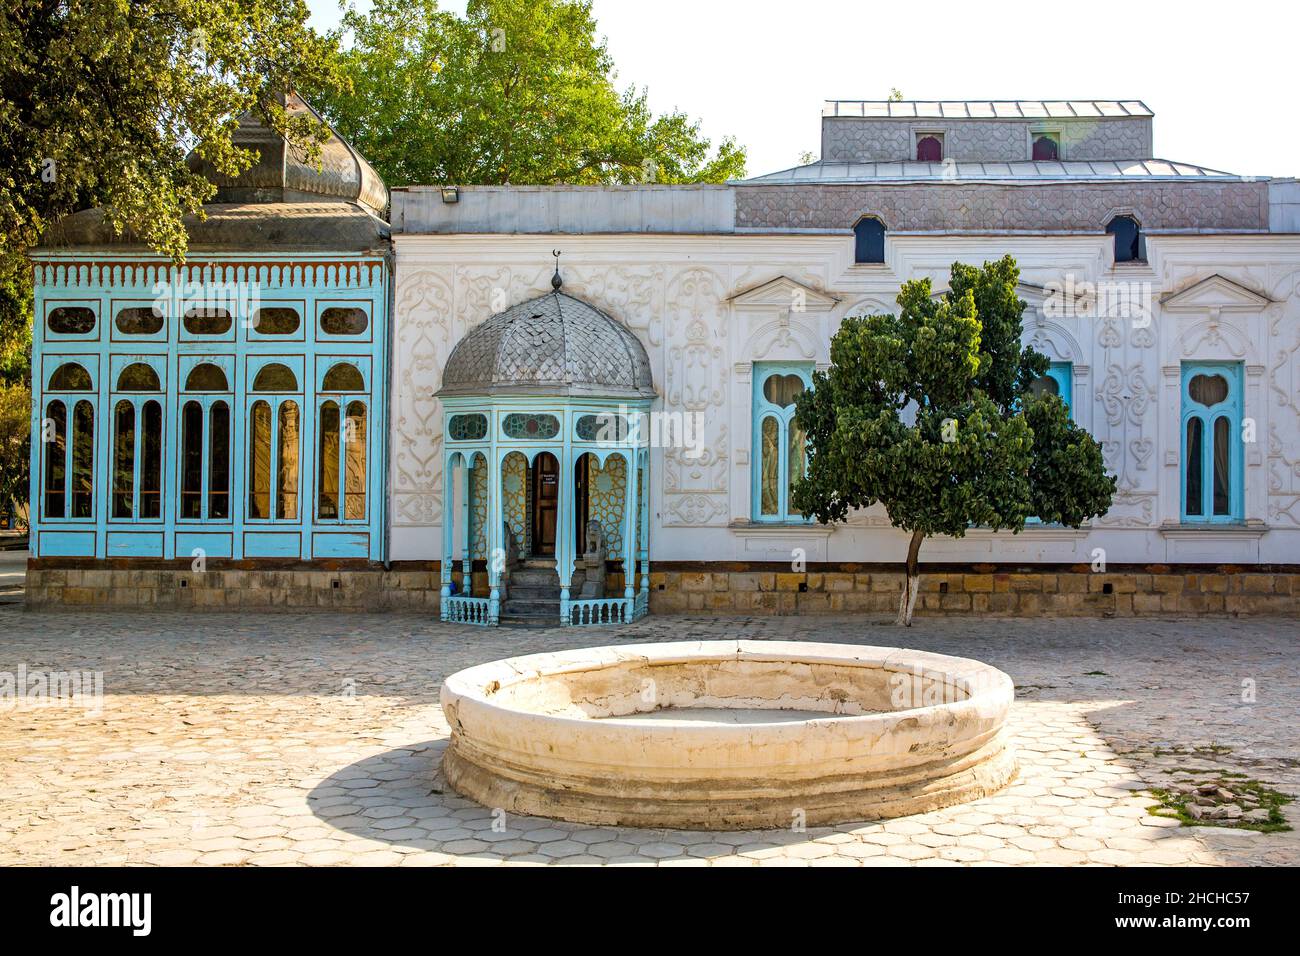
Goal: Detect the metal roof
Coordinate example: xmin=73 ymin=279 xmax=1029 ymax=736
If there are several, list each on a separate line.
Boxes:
xmin=38 ymin=202 xmax=391 ymax=251
xmin=823 ymin=100 xmax=1153 ymax=119
xmin=738 ymin=158 xmax=1238 ymax=185
xmin=437 ymin=291 xmax=655 ymax=399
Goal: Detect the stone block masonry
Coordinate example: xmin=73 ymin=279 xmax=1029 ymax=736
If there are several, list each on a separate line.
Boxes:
xmin=644 ymin=564 xmax=1300 ymax=617
xmin=24 ymin=560 xmax=1300 ymax=616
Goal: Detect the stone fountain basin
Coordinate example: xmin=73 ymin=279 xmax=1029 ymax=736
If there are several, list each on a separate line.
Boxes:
xmin=440 ymin=640 xmax=1017 ymax=829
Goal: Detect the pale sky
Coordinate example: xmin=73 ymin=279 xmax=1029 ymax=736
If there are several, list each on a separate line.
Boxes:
xmin=306 ymin=0 xmax=1299 ymax=180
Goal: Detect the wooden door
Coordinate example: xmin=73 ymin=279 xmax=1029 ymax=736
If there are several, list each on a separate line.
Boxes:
xmin=531 ymin=452 xmax=559 ymax=555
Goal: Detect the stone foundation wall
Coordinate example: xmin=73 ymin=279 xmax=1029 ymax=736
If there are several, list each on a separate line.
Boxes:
xmin=645 ymin=567 xmax=1300 ymax=617
xmin=24 ymin=562 xmax=1300 ymax=616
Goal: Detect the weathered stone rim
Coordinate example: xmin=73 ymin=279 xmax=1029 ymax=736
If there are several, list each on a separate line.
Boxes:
xmin=440 ymin=640 xmax=1018 ymax=828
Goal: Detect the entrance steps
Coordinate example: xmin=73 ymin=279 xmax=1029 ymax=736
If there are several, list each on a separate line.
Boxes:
xmin=500 ymin=558 xmax=585 ymax=626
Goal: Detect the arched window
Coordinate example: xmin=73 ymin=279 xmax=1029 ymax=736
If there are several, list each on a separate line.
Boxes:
xmin=1107 ymin=215 xmax=1145 ymax=263
xmin=916 ymin=135 xmax=943 ymax=162
xmin=250 ymin=307 xmax=300 ymax=335
xmin=1181 ymin=363 xmax=1242 ymax=522
xmin=253 ymin=363 xmax=298 ymax=392
xmin=752 ymin=365 xmax=812 ymax=521
xmin=70 ymin=401 xmax=94 ymax=517
xmin=1031 ymin=134 xmax=1060 ymax=161
xmin=247 ymin=398 xmax=299 ymax=520
xmin=320 ymin=306 xmax=368 ymax=335
xmin=1028 ymin=362 xmax=1073 ymax=414
xmin=322 ymin=363 xmax=365 ymax=391
xmin=185 ymin=363 xmax=228 ymax=391
xmin=183 ymin=307 xmax=232 ymax=335
xmin=48 ymin=363 xmax=92 ymax=391
xmin=47 ymin=306 xmax=96 ymax=335
xmin=115 ymin=306 xmax=164 ymax=335
xmin=180 ymin=363 xmax=232 ymax=521
xmin=117 ymin=363 xmax=161 ymax=391
xmin=42 ymin=399 xmax=95 ymax=519
xmin=853 ymin=217 xmax=886 ymax=264
xmin=112 ymin=398 xmax=162 ymax=519
xmin=318 ymin=398 xmax=368 ymax=521
xmin=43 ymin=401 xmax=67 ymax=519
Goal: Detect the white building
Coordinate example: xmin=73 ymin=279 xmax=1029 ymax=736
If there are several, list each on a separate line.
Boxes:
xmin=388 ymin=100 xmax=1300 ymax=619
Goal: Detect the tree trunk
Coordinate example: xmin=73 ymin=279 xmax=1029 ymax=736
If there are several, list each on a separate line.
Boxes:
xmin=895 ymin=529 xmax=924 ymax=627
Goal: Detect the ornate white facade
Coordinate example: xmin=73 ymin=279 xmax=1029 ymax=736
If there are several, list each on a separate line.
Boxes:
xmin=388 ymin=101 xmax=1300 ymax=571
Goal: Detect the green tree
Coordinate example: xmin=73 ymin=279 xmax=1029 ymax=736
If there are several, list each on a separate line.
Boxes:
xmin=791 ymin=256 xmax=1115 ymax=625
xmin=0 ymin=0 xmax=344 ymax=276
xmin=311 ymin=0 xmax=746 ymax=186
xmin=0 ymin=381 xmax=30 ymax=531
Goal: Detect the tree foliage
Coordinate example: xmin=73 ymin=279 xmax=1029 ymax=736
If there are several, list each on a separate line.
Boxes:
xmin=0 ymin=0 xmax=344 ymax=277
xmin=791 ymin=256 xmax=1116 ymax=623
xmin=310 ymin=0 xmax=746 ymax=186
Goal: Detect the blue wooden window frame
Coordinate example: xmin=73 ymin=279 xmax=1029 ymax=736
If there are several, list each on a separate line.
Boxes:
xmin=1180 ymin=362 xmax=1243 ymax=523
xmin=41 ymin=393 xmax=96 ymax=521
xmin=316 ymin=385 xmax=369 ymax=524
xmin=178 ymin=364 xmax=234 ymax=523
xmin=1026 ymin=362 xmax=1073 ymax=526
xmin=110 ymin=363 xmax=166 ymax=523
xmin=246 ymin=363 xmax=303 ymax=523
xmin=752 ymin=363 xmax=813 ymax=523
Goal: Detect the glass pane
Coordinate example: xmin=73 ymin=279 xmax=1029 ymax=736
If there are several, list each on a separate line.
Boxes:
xmin=1185 ymin=417 xmax=1203 ymax=516
xmin=181 ymin=401 xmax=203 ymax=520
xmin=448 ymin=413 xmax=489 ymax=441
xmin=71 ymin=401 xmax=93 ymax=518
xmin=250 ymin=307 xmax=299 ymax=335
xmin=320 ymin=307 xmax=368 ymax=335
xmin=114 ymin=306 xmax=164 ymax=335
xmin=248 ymin=402 xmax=272 ymax=519
xmin=916 ymin=136 xmax=942 ymax=161
xmin=1029 ymin=375 xmax=1059 ymax=398
xmin=322 ymin=364 xmax=365 ymax=391
xmin=502 ymin=413 xmax=560 ymax=439
xmin=318 ymin=401 xmax=340 ymax=520
xmin=576 ymin=413 xmax=627 ymax=442
xmin=760 ymin=416 xmax=779 ymax=516
xmin=1032 ymin=135 xmax=1059 ymax=161
xmin=117 ymin=362 xmax=161 ymax=391
xmin=1213 ymin=416 xmax=1231 ymax=516
xmin=253 ymin=364 xmax=297 ymax=392
xmin=787 ymin=419 xmax=807 ymax=516
xmin=48 ymin=306 xmax=96 ymax=335
xmin=185 ymin=363 xmax=228 ymax=391
xmin=1188 ymin=373 xmax=1228 ymax=407
xmin=345 ymin=401 xmax=367 ymax=520
xmin=140 ymin=401 xmax=162 ymax=518
xmin=762 ymin=373 xmax=805 ymax=408
xmin=183 ymin=307 xmax=232 ymax=335
xmin=48 ymin=363 xmax=92 ymax=391
xmin=113 ymin=400 xmax=135 ymax=518
xmin=277 ymin=401 xmax=299 ymax=520
xmin=44 ymin=401 xmax=66 ymax=519
xmin=209 ymin=403 xmax=230 ymax=520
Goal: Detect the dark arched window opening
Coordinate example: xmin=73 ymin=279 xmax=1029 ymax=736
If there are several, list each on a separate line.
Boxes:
xmin=853 ymin=217 xmax=886 ymax=264
xmin=1107 ymin=215 xmax=1146 ymax=263
xmin=916 ymin=136 xmax=942 ymax=162
xmin=1032 ymin=134 xmax=1059 ymax=161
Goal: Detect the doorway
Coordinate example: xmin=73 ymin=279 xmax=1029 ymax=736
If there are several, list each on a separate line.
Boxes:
xmin=530 ymin=452 xmax=559 ymax=555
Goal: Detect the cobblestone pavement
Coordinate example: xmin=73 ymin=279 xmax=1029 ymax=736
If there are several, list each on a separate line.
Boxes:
xmin=1 ymin=610 xmax=1296 ymax=867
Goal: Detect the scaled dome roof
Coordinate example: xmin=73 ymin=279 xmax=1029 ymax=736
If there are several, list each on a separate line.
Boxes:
xmin=438 ymin=291 xmax=655 ymax=399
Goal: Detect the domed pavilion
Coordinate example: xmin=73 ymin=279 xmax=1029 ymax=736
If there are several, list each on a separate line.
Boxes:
xmin=437 ymin=275 xmax=654 ymax=626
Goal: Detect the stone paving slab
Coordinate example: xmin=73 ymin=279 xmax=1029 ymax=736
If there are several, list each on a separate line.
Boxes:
xmin=0 ymin=610 xmax=1296 ymax=867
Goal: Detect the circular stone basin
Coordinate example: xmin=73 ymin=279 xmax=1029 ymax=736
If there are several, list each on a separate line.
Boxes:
xmin=440 ymin=641 xmax=1017 ymax=830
